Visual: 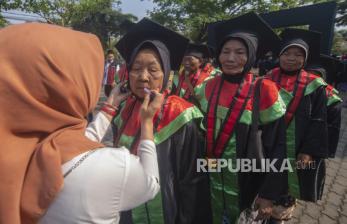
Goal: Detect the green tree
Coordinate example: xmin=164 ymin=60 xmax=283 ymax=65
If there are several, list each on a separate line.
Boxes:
xmin=0 ymin=0 xmax=137 ymax=47
xmin=337 ymin=0 xmax=347 ymax=26
xmin=66 ymin=0 xmax=136 ymax=48
xmin=149 ymin=0 xmax=328 ymax=41
xmin=0 ymin=0 xmax=22 ymax=27
xmin=332 ymin=29 xmax=347 ymax=55
xmin=0 ymin=17 xmax=7 ymax=27
xmin=71 ymin=6 xmax=136 ymax=49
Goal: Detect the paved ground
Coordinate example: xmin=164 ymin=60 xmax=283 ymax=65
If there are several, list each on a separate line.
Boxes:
xmin=288 ymin=92 xmax=347 ymax=224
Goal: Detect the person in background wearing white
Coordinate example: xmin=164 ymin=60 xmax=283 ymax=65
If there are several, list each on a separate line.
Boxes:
xmin=103 ymin=49 xmax=117 ymax=97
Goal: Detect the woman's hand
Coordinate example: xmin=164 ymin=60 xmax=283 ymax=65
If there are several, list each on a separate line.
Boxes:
xmin=297 ymin=153 xmax=313 ymax=169
xmin=140 ymin=90 xmax=163 ymax=141
xmin=106 ymin=81 xmax=130 ymax=107
xmin=140 ymin=90 xmax=163 ymax=122
xmin=254 ymin=197 xmax=273 ymax=221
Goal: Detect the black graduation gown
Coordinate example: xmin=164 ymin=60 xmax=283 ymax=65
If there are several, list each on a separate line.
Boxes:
xmin=114 ymin=102 xmax=212 ymax=224
xmin=327 ymin=101 xmax=342 ymax=157
xmin=290 ymin=85 xmax=328 ymax=201
xmin=235 ymin=119 xmax=288 ymax=211
xmin=195 ymin=75 xmax=288 ymax=223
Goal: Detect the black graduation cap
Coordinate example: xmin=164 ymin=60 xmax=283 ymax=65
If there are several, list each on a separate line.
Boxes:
xmin=185 ymin=43 xmax=211 ymax=59
xmin=207 ymin=12 xmax=281 ymax=58
xmin=119 ymin=19 xmax=135 ymax=34
xmin=280 ymin=28 xmax=321 ymax=63
xmin=116 ymin=18 xmax=189 ymax=70
xmin=319 ymin=54 xmax=340 ymax=74
xmin=207 ymin=20 xmax=223 ymax=51
xmin=307 ymin=54 xmax=341 ymax=83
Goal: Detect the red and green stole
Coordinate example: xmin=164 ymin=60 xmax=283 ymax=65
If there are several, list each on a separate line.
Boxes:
xmin=325 ymin=84 xmax=342 ymax=106
xmin=206 ymin=73 xmax=255 ymax=158
xmin=113 ymin=95 xmax=202 ymax=154
xmin=266 ymin=67 xmax=327 ymax=198
xmin=175 ymin=63 xmax=214 ymax=99
xmin=268 ymin=68 xmax=311 ymax=126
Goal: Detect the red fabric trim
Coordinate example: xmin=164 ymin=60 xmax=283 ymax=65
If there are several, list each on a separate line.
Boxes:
xmin=284 ymin=70 xmax=309 ymax=125
xmin=258 ymin=79 xmax=280 ymax=111
xmin=176 ymin=64 xmax=214 ymax=99
xmin=266 ymin=67 xmax=296 ymax=92
xmin=206 ymin=73 xmax=253 ymax=158
xmin=266 ymin=68 xmax=322 ymax=125
xmin=120 ymin=97 xmax=142 ymax=136
xmin=156 ymin=96 xmax=194 ymax=131
xmin=106 ymin=64 xmax=116 ymax=84
xmin=118 ymin=95 xmax=193 ymax=137
xmin=325 ymin=84 xmax=335 ymax=97
xmin=118 ymin=63 xmax=128 ymax=82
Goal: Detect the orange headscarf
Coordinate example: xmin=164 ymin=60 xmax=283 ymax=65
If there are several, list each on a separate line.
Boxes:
xmin=0 ymin=23 xmax=104 ymax=223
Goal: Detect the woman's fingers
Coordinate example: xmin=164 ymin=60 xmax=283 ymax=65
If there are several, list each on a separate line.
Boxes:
xmin=254 ymin=197 xmax=273 ymax=221
xmin=142 ymin=92 xmax=150 ymax=110
xmin=140 ymin=90 xmax=163 ymax=122
xmin=150 ymin=91 xmax=164 ymax=110
xmin=297 ymin=153 xmax=314 ymax=169
xmin=255 ymin=208 xmax=271 ymax=221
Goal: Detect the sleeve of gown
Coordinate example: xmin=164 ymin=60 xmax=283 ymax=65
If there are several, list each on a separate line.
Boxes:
xmin=327 ymin=102 xmax=342 ymax=157
xmin=120 ymin=140 xmax=160 ymax=211
xmin=258 ymin=117 xmax=288 ymax=201
xmin=174 ymin=121 xmax=212 ymax=224
xmin=300 ymin=86 xmax=328 ymax=158
xmin=85 ymin=112 xmax=113 ymax=142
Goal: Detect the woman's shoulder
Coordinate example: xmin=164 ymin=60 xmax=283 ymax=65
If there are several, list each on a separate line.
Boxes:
xmin=164 ymin=95 xmax=202 ymax=117
xmin=154 ymin=96 xmax=203 ymax=144
xmin=74 ymin=147 xmax=130 ymax=166
xmin=166 ymin=95 xmax=193 ymax=107
xmin=254 ymin=77 xmax=286 ymax=123
xmin=303 ymin=70 xmax=327 ymax=96
xmin=256 ymin=77 xmax=281 ymax=109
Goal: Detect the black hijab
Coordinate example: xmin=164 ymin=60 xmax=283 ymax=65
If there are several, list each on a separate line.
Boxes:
xmin=278 ymin=39 xmax=309 ymax=75
xmin=279 ymin=38 xmax=309 ymax=63
xmin=128 ymin=40 xmax=171 ymax=92
xmin=217 ymin=32 xmax=258 ymax=80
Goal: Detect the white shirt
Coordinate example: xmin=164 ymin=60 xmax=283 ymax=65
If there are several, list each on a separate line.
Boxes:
xmin=40 ymin=113 xmax=160 ymax=224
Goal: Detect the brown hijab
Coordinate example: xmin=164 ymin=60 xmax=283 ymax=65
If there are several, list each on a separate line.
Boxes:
xmin=0 ymin=23 xmax=104 ymax=223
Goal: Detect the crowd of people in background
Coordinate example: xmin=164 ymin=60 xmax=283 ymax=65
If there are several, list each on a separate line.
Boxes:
xmin=0 ymin=9 xmax=345 ymax=224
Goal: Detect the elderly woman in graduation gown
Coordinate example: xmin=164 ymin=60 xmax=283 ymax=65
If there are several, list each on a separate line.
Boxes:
xmin=266 ymin=29 xmax=329 ymax=202
xmin=172 ymin=43 xmax=218 ymax=104
xmin=86 ymin=18 xmax=211 ymax=224
xmin=195 ymin=12 xmax=288 ymax=223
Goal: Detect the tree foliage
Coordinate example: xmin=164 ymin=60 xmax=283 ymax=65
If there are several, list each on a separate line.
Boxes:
xmin=71 ymin=5 xmax=136 ymax=49
xmin=337 ymin=0 xmax=347 ymax=26
xmin=148 ymin=0 xmax=329 ymax=42
xmin=332 ymin=29 xmax=347 ymax=55
xmin=0 ymin=0 xmax=137 ymax=47
xmin=0 ymin=0 xmax=22 ymax=27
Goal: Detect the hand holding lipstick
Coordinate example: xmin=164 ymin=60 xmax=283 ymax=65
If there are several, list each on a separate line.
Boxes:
xmin=140 ymin=88 xmax=163 ymax=121
xmin=140 ymin=88 xmax=163 ymax=140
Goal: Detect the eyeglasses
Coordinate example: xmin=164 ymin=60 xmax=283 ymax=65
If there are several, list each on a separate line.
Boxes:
xmin=129 ymin=68 xmax=163 ymax=79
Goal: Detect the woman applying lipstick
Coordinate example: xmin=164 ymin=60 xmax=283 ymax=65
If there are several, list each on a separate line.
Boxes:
xmin=86 ymin=18 xmax=211 ymax=224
